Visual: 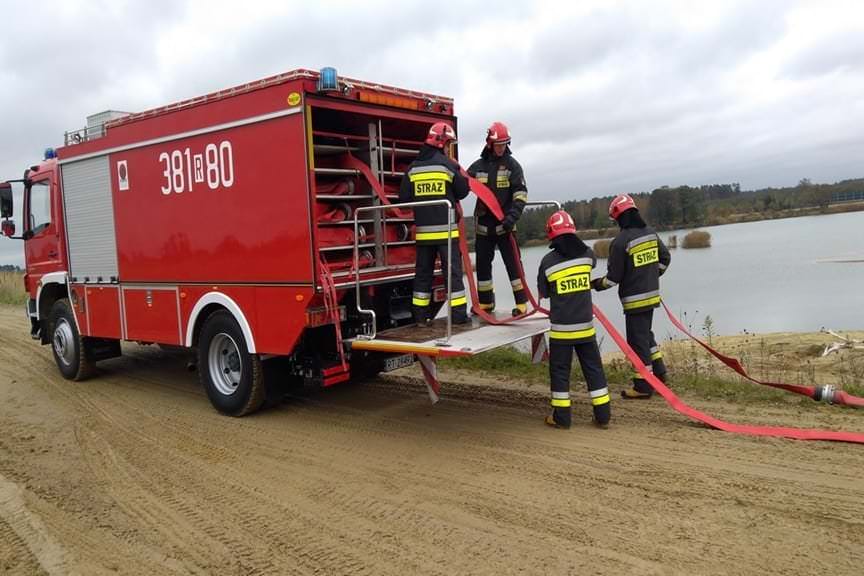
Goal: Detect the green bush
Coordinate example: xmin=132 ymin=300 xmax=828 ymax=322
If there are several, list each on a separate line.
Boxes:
xmin=592 ymin=239 xmax=611 ymax=258
xmin=682 ymin=230 xmax=711 ymax=249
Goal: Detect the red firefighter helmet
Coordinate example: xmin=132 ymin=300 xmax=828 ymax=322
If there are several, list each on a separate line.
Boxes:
xmin=609 ymin=194 xmax=637 ymax=220
xmin=546 ymin=210 xmax=577 ymax=240
xmin=425 ymin=122 xmax=457 ymax=149
xmin=486 ymin=121 xmax=511 ymax=146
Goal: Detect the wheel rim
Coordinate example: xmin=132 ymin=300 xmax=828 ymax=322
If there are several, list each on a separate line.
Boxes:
xmin=208 ymin=333 xmax=242 ymax=396
xmin=53 ymin=318 xmax=76 ymax=367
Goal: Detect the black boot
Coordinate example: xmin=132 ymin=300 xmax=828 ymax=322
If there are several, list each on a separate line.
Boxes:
xmin=413 ymin=307 xmax=431 ymax=328
xmin=544 ymin=407 xmax=571 ymax=429
xmin=592 ymin=403 xmax=611 ymax=428
xmin=622 ymin=377 xmax=653 ymax=399
xmin=452 ymin=312 xmax=470 ymax=325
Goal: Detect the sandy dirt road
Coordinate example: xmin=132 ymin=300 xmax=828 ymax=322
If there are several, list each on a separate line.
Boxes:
xmin=1 ymin=305 xmax=863 ymax=575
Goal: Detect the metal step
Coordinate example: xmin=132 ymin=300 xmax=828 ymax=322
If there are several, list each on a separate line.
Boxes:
xmin=348 ymin=314 xmax=550 ymax=358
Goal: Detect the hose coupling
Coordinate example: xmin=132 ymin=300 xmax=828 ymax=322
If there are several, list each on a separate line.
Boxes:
xmin=813 ymin=384 xmax=836 ymax=404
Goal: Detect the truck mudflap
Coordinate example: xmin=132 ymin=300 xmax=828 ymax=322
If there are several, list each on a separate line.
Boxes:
xmin=347 ymin=314 xmax=550 ymax=403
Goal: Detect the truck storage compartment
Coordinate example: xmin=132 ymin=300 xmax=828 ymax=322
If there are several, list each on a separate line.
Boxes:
xmin=309 ymin=104 xmax=433 ymax=286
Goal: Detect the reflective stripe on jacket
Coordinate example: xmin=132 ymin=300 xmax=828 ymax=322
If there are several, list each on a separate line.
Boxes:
xmin=399 ymin=146 xmax=470 ymax=244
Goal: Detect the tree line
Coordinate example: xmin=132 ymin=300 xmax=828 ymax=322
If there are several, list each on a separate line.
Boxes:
xmin=513 ymin=177 xmax=864 ymax=242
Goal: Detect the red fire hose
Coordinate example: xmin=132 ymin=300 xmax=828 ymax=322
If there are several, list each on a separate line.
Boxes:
xmin=594 ymin=305 xmax=864 ymax=444
xmin=341 ymin=154 xmax=412 ymax=219
xmin=344 ymin=150 xmax=545 ymax=326
xmin=454 ymin=203 xmax=547 ymax=325
xmin=453 ymin=172 xmax=550 ymax=325
xmin=660 ymin=301 xmax=864 ymax=408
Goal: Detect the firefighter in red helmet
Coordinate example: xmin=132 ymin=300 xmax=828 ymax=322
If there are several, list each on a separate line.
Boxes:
xmin=593 ymin=194 xmax=671 ymax=398
xmin=400 ymin=121 xmax=470 ymax=326
xmin=467 ymin=121 xmax=529 ymax=317
xmin=537 ymin=210 xmax=611 ymax=429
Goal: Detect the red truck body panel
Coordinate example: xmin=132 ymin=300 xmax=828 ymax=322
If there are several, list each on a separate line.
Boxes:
xmin=85 ymin=285 xmax=122 ymax=339
xmin=110 ymin=114 xmax=312 ymax=283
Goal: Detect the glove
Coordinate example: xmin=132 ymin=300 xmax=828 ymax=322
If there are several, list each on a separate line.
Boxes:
xmin=591 ymin=277 xmax=608 ymax=291
xmin=502 ymin=215 xmax=516 ymax=232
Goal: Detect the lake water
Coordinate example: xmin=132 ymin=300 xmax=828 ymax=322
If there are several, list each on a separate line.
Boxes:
xmin=471 ymin=211 xmax=864 ymax=348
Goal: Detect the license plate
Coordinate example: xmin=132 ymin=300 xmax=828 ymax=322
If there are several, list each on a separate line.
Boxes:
xmin=383 ymin=353 xmax=414 ymax=372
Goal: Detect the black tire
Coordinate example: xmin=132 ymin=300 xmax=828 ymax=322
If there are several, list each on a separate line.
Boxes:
xmin=197 ymin=310 xmax=265 ymax=416
xmin=49 ymin=298 xmax=95 ymax=381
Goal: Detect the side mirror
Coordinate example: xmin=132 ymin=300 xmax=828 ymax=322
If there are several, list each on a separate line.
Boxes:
xmin=0 ymin=182 xmax=12 ymax=218
xmin=1 ymin=219 xmax=14 ymax=237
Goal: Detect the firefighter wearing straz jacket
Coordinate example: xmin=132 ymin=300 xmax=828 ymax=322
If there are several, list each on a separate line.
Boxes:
xmin=593 ymin=194 xmax=671 ymax=399
xmin=399 ymin=122 xmax=470 ymax=326
xmin=538 ymin=211 xmax=611 ymax=429
xmin=467 ymin=121 xmax=529 ymax=317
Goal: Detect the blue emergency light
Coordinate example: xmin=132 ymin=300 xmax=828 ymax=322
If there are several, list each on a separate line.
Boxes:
xmin=318 ymin=67 xmax=339 ymax=92
xmin=44 ymin=147 xmax=57 ymax=160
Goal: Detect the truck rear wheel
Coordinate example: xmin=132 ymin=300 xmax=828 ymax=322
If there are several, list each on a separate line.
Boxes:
xmin=49 ymin=298 xmax=95 ymax=381
xmin=197 ymin=310 xmax=265 ymax=416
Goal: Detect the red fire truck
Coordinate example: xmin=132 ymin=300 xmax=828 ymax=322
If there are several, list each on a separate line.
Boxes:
xmin=1 ymin=68 xmax=549 ymax=416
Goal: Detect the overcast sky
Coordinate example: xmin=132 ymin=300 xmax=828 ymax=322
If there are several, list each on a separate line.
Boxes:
xmin=2 ymin=0 xmax=863 ymax=266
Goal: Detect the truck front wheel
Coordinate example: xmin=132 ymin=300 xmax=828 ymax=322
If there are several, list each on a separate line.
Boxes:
xmin=197 ymin=310 xmax=266 ymax=416
xmin=49 ymin=298 xmax=95 ymax=381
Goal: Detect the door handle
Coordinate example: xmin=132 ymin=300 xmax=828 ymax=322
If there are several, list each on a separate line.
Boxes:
xmin=48 ymin=250 xmax=58 ymax=258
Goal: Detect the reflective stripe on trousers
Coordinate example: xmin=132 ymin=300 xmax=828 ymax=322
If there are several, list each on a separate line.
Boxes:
xmin=416 ymin=224 xmax=460 ymax=242
xmin=621 ymin=290 xmax=661 ymax=311
xmin=450 ymin=290 xmax=467 ymax=307
xmin=551 ymin=390 xmax=571 ymax=408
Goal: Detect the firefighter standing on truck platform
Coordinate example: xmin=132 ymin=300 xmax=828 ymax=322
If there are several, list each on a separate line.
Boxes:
xmin=467 ymin=121 xmax=529 ymax=316
xmin=400 ymin=122 xmax=470 ymax=326
xmin=593 ymin=194 xmax=671 ymax=399
xmin=538 ymin=211 xmax=611 ymax=429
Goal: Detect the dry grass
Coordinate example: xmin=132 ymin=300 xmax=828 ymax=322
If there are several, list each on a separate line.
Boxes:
xmin=0 ymin=270 xmax=26 ymax=305
xmin=656 ymin=331 xmax=864 ymax=399
xmin=682 ymin=230 xmax=711 ymax=249
xmin=592 ymin=239 xmax=611 ymax=259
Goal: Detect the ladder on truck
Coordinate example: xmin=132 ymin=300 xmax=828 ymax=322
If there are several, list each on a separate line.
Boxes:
xmin=347 ymin=200 xmax=561 ymax=402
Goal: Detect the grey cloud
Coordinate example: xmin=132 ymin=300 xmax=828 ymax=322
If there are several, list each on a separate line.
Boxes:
xmin=0 ymin=242 xmax=23 ymax=267
xmin=527 ymin=0 xmax=788 ymax=81
xmin=783 ymin=31 xmax=864 ymax=78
